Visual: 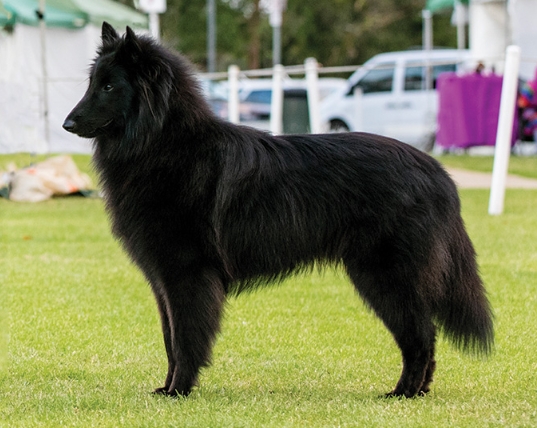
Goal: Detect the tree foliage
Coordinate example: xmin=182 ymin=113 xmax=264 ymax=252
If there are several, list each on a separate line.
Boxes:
xmin=114 ymin=0 xmax=458 ymax=71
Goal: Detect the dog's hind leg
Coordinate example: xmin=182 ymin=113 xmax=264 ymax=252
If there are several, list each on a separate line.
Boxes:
xmin=385 ymin=320 xmax=436 ymax=398
xmin=345 ymin=264 xmax=437 ymax=398
xmin=419 ymin=346 xmax=436 ymax=395
xmin=154 ymin=266 xmax=226 ymax=396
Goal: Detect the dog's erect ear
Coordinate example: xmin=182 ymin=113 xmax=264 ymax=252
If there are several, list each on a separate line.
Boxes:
xmin=101 ymin=22 xmax=119 ymax=47
xmin=123 ymin=26 xmax=143 ymax=62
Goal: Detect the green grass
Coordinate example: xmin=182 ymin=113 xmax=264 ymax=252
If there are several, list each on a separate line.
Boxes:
xmin=1 ymin=155 xmax=537 ymax=426
xmin=437 ymin=153 xmax=537 ymax=179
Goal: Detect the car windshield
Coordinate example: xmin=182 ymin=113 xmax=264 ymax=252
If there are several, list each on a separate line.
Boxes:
xmin=353 ymin=64 xmax=395 ymax=94
xmin=243 ymin=90 xmax=272 ymax=104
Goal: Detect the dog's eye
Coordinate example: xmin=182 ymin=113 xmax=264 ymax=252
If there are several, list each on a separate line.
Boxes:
xmin=103 ymin=84 xmax=113 ymax=92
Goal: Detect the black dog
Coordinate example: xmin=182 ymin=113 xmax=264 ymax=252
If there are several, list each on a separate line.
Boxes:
xmin=63 ymin=22 xmax=493 ymax=398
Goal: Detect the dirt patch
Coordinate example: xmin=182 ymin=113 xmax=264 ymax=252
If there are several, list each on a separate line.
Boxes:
xmin=446 ymin=168 xmax=537 ymax=189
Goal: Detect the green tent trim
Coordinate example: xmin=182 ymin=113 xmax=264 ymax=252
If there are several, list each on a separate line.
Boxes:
xmin=426 ymin=0 xmax=469 ymax=13
xmin=1 ymin=0 xmax=86 ymax=28
xmin=0 ymin=0 xmax=147 ymax=29
xmin=69 ymin=0 xmax=148 ymax=29
xmin=0 ymin=2 xmax=14 ymax=26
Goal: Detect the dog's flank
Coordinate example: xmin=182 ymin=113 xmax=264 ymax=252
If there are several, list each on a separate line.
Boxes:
xmin=63 ymin=22 xmax=493 ymax=398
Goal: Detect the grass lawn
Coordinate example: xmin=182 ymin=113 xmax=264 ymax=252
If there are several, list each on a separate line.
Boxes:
xmin=1 ymin=154 xmax=537 ymax=426
xmin=437 ymin=152 xmax=537 ymax=179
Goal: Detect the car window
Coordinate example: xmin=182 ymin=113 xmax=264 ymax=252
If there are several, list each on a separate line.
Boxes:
xmin=404 ymin=62 xmax=457 ymax=91
xmin=353 ymin=64 xmax=395 ymax=94
xmin=243 ymin=90 xmax=272 ymax=104
xmin=404 ymin=66 xmax=424 ymax=91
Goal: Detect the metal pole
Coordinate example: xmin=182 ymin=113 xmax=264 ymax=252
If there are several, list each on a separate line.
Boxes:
xmin=422 ymin=9 xmax=432 ymax=51
xmin=272 ymin=25 xmax=281 ymax=66
xmin=455 ymin=0 xmax=466 ymax=50
xmin=270 ymin=0 xmax=285 ymax=66
xmin=207 ymin=0 xmax=216 ymax=72
xmin=38 ymin=0 xmax=50 ymax=151
xmin=422 ymin=9 xmax=433 ymax=90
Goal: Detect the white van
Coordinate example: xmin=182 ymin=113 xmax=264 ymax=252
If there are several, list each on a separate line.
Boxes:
xmin=319 ymin=49 xmax=471 ymax=151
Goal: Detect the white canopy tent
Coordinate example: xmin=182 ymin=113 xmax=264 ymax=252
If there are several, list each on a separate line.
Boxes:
xmin=0 ymin=0 xmax=147 ymax=154
xmin=0 ymin=24 xmax=100 ymax=153
xmin=464 ymin=0 xmax=537 ymax=79
xmin=508 ymin=0 xmax=537 ymax=80
xmin=427 ymin=0 xmax=537 ymax=79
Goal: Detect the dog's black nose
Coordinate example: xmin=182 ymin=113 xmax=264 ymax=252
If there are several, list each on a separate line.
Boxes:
xmin=62 ymin=119 xmax=76 ymax=132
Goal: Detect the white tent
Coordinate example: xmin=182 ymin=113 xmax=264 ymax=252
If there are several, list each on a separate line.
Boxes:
xmin=469 ymin=0 xmax=537 ymax=79
xmin=428 ymin=0 xmax=537 ymax=79
xmin=0 ymin=0 xmax=147 ymax=154
xmin=509 ymin=0 xmax=537 ymax=80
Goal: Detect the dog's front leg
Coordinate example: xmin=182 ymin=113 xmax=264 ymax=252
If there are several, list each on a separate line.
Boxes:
xmin=152 ymin=289 xmax=175 ymax=395
xmin=155 ymin=267 xmax=226 ymax=396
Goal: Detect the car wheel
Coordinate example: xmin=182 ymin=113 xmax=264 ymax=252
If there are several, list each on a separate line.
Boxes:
xmin=329 ymin=120 xmax=350 ymax=133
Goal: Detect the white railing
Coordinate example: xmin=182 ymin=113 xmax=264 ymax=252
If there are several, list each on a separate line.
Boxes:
xmin=199 ymin=59 xmax=361 ymax=135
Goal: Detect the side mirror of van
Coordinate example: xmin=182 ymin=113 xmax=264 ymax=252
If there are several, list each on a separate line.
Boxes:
xmin=353 ymin=86 xmax=363 ymax=98
xmin=346 ymin=84 xmax=363 ymax=97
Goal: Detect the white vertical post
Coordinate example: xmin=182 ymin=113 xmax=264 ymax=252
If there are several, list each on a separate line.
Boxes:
xmin=270 ymin=64 xmax=284 ymax=135
xmin=488 ymin=45 xmax=521 ymax=216
xmin=149 ymin=13 xmax=160 ymax=41
xmin=227 ymin=65 xmax=240 ymax=124
xmin=138 ymin=0 xmax=166 ymax=41
xmin=305 ymin=57 xmax=321 ymax=134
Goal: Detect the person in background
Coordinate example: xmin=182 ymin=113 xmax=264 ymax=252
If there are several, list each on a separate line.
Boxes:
xmin=518 ymin=70 xmax=537 ymax=144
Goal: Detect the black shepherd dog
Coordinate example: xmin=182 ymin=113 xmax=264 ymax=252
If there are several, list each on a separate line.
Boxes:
xmin=64 ymin=22 xmax=493 ymax=398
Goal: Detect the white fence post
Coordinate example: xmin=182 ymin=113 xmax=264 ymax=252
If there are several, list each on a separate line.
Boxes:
xmin=305 ymin=57 xmax=322 ymax=134
xmin=488 ymin=45 xmax=521 ymax=216
xmin=270 ymin=64 xmax=285 ymax=135
xmin=228 ymin=65 xmax=240 ymax=124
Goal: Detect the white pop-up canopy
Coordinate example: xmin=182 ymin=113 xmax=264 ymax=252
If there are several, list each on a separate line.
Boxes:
xmin=427 ymin=0 xmax=537 ymax=80
xmin=0 ymin=0 xmax=148 ymax=154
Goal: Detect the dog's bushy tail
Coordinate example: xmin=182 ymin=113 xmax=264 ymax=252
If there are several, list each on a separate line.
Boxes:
xmin=436 ymin=220 xmax=494 ymax=355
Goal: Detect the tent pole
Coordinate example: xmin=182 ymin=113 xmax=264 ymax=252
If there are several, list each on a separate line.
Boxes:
xmin=207 ymin=0 xmax=216 ymax=73
xmin=422 ymin=9 xmax=433 ymax=90
xmin=455 ymin=1 xmax=466 ymax=49
xmin=38 ymin=0 xmax=50 ymax=152
xmin=422 ymin=9 xmax=433 ymax=51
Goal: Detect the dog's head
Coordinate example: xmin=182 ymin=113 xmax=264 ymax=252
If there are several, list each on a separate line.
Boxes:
xmin=63 ymin=22 xmax=174 ymax=141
